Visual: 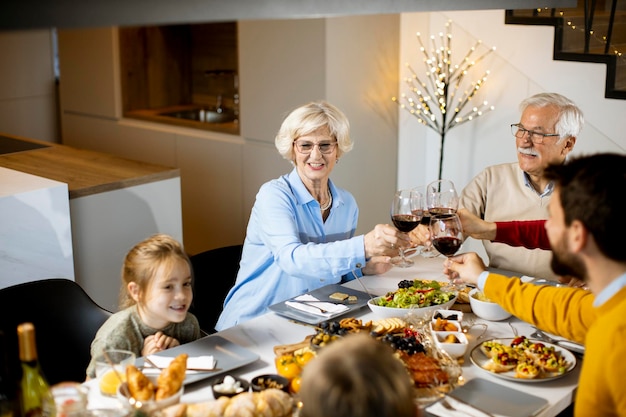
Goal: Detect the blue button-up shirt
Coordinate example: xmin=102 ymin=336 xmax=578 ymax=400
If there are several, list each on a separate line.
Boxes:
xmin=216 ymin=169 xmax=367 ymax=330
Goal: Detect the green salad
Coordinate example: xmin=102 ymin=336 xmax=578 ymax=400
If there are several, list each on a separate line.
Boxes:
xmin=376 ymin=279 xmax=456 ymax=309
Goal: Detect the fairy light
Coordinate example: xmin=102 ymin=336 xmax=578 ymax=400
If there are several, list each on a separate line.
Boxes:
xmin=531 ymin=7 xmax=625 ymax=63
xmin=392 ymin=20 xmax=496 ymax=180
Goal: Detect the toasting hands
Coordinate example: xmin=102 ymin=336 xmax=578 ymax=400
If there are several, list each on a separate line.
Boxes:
xmin=364 ymin=224 xmax=413 ymax=259
xmin=443 ymin=252 xmax=487 ymax=287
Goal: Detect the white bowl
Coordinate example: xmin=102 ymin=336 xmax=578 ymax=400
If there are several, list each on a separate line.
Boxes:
xmin=117 ymin=380 xmax=183 ymax=413
xmin=433 ymin=331 xmax=468 ymax=359
xmin=468 ymin=288 xmax=512 ymax=321
xmin=367 ymin=294 xmax=457 ymax=319
xmin=430 ymin=319 xmax=462 ymax=333
xmin=432 ymin=309 xmax=464 ymax=323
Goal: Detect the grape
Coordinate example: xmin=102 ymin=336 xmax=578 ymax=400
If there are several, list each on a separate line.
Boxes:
xmin=380 ymin=334 xmax=425 ymax=355
xmin=398 ymin=280 xmax=414 ymax=289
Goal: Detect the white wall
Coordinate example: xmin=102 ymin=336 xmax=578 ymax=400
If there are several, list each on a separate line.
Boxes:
xmin=397 ymin=10 xmax=626 ymax=192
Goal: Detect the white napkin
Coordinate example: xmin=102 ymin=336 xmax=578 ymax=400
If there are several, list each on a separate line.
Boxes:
xmin=284 ymin=294 xmax=349 ymax=318
xmin=143 ymin=355 xmax=215 ymax=375
xmin=426 ymin=396 xmax=494 ymax=417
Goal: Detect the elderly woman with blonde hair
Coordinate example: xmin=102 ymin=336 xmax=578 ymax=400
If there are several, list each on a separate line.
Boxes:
xmin=216 ymin=101 xmax=410 ymax=330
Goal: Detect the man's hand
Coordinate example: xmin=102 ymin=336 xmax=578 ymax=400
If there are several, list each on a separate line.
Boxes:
xmin=409 ymin=224 xmax=431 ymax=247
xmin=558 ymin=275 xmax=588 ymax=289
xmin=457 ymin=208 xmax=497 ymax=241
xmin=142 ymin=331 xmax=180 ymax=356
xmin=443 ymin=252 xmax=487 ymax=287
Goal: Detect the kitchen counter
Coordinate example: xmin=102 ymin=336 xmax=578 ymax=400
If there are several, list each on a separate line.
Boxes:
xmin=125 ymin=105 xmax=240 ymax=136
xmin=0 ymin=133 xmax=179 ymax=198
xmin=0 ymin=132 xmax=183 ymax=311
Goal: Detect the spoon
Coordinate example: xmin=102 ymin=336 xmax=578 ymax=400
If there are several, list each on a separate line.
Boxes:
xmin=530 ymin=327 xmax=585 ymax=355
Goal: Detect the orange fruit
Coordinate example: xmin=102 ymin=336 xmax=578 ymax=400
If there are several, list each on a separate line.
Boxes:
xmin=294 ymin=351 xmax=315 ymax=367
xmin=289 ymin=376 xmax=302 ymax=394
xmin=99 ymin=369 xmax=126 ymax=396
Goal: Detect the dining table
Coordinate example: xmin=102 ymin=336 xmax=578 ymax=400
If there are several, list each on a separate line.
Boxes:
xmin=85 ymin=254 xmax=581 ymax=417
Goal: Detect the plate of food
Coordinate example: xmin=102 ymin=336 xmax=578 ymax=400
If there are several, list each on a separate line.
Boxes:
xmin=470 ymin=336 xmax=577 ymax=383
xmin=367 ymin=279 xmax=457 ymax=319
xmin=268 ymin=284 xmax=371 ymax=325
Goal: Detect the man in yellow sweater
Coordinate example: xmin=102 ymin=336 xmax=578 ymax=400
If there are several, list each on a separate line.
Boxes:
xmin=459 ymin=92 xmax=584 ymax=281
xmin=445 ymin=153 xmax=626 ymax=417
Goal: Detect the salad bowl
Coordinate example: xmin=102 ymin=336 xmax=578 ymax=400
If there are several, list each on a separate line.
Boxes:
xmin=367 ymin=279 xmax=457 ymax=319
xmin=367 ymin=295 xmax=456 ymax=319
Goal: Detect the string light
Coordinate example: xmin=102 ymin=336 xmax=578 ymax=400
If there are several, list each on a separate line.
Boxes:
xmin=392 ymin=20 xmax=496 ymax=180
xmin=532 ymin=7 xmax=625 ymax=63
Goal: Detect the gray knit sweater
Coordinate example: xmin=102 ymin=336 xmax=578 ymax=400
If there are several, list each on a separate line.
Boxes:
xmin=86 ymin=304 xmax=201 ymax=378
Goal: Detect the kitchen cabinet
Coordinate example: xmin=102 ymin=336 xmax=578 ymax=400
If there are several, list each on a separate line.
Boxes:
xmin=0 ymin=134 xmax=182 ymax=311
xmin=0 ymin=166 xmax=73 ymax=289
xmin=57 ymin=15 xmax=399 ymax=256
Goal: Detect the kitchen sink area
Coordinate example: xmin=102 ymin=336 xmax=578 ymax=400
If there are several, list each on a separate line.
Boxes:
xmin=124 ymin=105 xmax=240 ymax=135
xmin=159 ymin=107 xmax=238 ymax=124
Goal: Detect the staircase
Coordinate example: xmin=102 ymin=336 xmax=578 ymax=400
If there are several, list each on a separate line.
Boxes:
xmin=506 ymin=0 xmax=626 ymax=99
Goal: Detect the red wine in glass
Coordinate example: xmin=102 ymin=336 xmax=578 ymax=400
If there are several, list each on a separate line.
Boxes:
xmin=432 ymin=236 xmax=463 ymax=256
xmin=390 ymin=189 xmax=422 ymax=267
xmin=429 ymin=207 xmax=457 ymax=216
xmin=429 ymin=213 xmax=463 ymax=258
xmin=392 ymin=214 xmax=420 ymax=232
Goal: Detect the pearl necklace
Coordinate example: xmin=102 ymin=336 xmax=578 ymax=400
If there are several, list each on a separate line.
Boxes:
xmin=320 ymin=188 xmax=332 ymax=211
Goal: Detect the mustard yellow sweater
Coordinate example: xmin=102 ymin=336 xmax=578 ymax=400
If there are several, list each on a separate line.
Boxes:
xmin=485 ymin=274 xmax=626 ymax=417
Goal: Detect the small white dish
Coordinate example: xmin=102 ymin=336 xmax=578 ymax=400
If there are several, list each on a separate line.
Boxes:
xmin=434 ymin=331 xmax=468 ymax=359
xmin=469 ymin=288 xmax=512 ymax=321
xmin=430 ymin=319 xmax=462 ymax=333
xmin=433 ymin=309 xmax=464 ymax=323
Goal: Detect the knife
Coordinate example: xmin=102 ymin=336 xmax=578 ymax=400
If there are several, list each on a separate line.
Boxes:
xmin=351 ymin=270 xmax=375 ymax=299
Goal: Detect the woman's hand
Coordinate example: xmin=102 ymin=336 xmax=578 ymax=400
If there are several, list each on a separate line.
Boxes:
xmin=443 ymin=252 xmax=487 ymax=287
xmin=457 ymin=208 xmax=496 ymax=241
xmin=364 ymin=224 xmax=412 ymax=258
xmin=142 ymin=331 xmax=180 ymax=356
xmin=361 ymin=256 xmax=393 ymax=275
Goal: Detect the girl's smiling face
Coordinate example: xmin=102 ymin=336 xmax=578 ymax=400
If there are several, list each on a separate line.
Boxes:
xmin=133 ymin=259 xmax=193 ymax=329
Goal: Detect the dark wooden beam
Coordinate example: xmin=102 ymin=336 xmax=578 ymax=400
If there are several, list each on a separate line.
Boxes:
xmin=1 ymin=0 xmax=577 ymax=31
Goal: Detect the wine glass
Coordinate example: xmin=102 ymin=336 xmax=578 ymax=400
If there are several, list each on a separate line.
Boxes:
xmin=390 ymin=189 xmax=423 ymax=267
xmin=426 ymin=179 xmax=459 ymax=216
xmin=429 ymin=213 xmax=463 ymax=258
xmin=430 ymin=213 xmax=464 ymax=289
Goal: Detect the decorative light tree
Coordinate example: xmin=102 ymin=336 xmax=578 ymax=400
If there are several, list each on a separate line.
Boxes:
xmin=393 ymin=21 xmax=496 ymax=181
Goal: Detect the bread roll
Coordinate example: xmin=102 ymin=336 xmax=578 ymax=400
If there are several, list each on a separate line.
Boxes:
xmin=156 ymin=354 xmax=188 ymax=400
xmin=126 ymin=364 xmax=155 ymax=401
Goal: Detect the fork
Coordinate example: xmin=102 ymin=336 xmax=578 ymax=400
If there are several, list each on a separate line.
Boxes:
xmin=292 ymin=301 xmax=330 ymax=314
xmin=530 ymin=327 xmax=585 ymax=355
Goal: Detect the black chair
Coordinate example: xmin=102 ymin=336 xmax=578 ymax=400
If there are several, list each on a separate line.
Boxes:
xmin=0 ymin=279 xmax=112 ymax=384
xmin=189 ymin=244 xmax=243 ymax=334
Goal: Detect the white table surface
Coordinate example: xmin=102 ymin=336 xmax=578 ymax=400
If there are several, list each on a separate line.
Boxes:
xmin=86 ymin=254 xmax=580 ymax=417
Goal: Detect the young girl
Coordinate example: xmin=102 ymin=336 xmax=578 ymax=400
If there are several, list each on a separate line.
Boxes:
xmin=86 ymin=234 xmax=201 ymax=379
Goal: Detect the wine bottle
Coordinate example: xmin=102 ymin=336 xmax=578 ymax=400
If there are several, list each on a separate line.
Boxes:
xmin=17 ymin=323 xmax=54 ymax=417
xmin=0 ymin=331 xmax=19 ymax=417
